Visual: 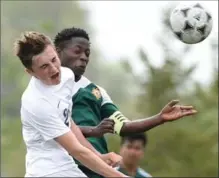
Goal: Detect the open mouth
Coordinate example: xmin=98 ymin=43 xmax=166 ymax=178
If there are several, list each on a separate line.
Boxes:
xmin=51 ymin=72 xmax=59 ymax=79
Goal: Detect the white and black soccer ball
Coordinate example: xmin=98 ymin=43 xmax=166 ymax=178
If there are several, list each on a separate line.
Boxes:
xmin=170 ymin=2 xmax=213 ymax=44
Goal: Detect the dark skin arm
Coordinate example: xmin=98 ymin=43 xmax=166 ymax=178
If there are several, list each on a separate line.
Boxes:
xmin=120 ymin=114 xmax=163 ymax=136
xmin=79 ymin=100 xmax=197 ymax=137
xmin=79 ymin=118 xmax=115 ymax=138
xmin=79 ymin=115 xmax=162 ymax=137
xmin=78 ymin=116 xmax=163 ymax=137
xmin=120 ymin=100 xmax=197 ymax=136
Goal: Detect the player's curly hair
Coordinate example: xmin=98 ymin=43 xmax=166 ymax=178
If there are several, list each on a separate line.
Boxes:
xmin=121 ymin=133 xmax=148 ymax=147
xmin=54 ymin=27 xmax=90 ymax=51
xmin=14 ymin=31 xmax=52 ymax=69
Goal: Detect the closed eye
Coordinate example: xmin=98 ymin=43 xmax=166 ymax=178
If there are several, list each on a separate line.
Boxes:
xmin=51 ymin=57 xmax=56 ymax=63
xmin=40 ymin=64 xmax=48 ymax=69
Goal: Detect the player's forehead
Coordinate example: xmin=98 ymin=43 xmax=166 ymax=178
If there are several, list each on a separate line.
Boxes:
xmin=65 ymin=37 xmax=90 ymax=49
xmin=124 ymin=140 xmax=144 ymax=147
xmin=32 ymin=45 xmax=57 ymax=66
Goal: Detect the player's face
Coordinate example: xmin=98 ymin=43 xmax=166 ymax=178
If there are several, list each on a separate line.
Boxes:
xmin=27 ymin=45 xmax=61 ymax=85
xmin=120 ymin=140 xmax=145 ymax=165
xmin=59 ymin=37 xmax=90 ymax=80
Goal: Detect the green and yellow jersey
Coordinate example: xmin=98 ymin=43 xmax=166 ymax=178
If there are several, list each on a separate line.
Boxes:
xmin=71 ymin=76 xmax=119 ymax=174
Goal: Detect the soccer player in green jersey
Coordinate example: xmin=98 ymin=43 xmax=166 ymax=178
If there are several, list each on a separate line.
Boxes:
xmin=54 ymin=27 xmax=197 ymax=178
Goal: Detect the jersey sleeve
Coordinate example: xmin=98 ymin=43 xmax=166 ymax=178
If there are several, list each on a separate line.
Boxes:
xmin=98 ymin=86 xmax=131 ymax=135
xmin=24 ymin=98 xmax=70 ymax=141
xmin=98 ymin=86 xmax=119 ymax=118
xmin=71 ymin=101 xmax=98 ymax=126
xmin=101 ymin=103 xmax=119 ymax=119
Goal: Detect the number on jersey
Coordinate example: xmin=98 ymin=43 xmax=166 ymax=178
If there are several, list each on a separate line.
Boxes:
xmin=63 ymin=108 xmax=70 ymax=127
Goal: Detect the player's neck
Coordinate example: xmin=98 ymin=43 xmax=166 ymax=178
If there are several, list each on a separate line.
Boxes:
xmin=75 ymin=75 xmax=82 ymax=82
xmin=120 ymin=160 xmax=138 ymax=176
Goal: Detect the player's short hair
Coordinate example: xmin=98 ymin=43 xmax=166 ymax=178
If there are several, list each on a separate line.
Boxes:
xmin=121 ymin=133 xmax=148 ymax=147
xmin=54 ymin=27 xmax=89 ymax=51
xmin=14 ymin=31 xmax=52 ymax=69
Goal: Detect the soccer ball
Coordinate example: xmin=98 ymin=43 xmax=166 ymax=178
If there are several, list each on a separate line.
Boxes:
xmin=169 ymin=2 xmax=213 ymax=44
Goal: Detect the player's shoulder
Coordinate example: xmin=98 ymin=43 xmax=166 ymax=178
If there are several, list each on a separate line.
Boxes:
xmin=77 ymin=76 xmax=106 ymax=90
xmin=79 ymin=75 xmax=91 ymax=86
xmin=22 ymin=95 xmax=51 ymax=109
xmin=137 ymin=167 xmax=152 ymax=177
xmin=73 ymin=76 xmax=91 ymax=92
xmin=21 ymin=98 xmax=56 ymax=123
xmin=22 ymin=77 xmax=40 ymax=102
xmin=96 ymin=85 xmax=110 ymax=98
xmin=61 ymin=67 xmax=75 ymax=81
xmin=22 ymin=88 xmax=54 ymax=116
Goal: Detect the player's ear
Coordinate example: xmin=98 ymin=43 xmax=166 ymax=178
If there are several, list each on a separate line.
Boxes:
xmin=55 ymin=47 xmax=62 ymax=57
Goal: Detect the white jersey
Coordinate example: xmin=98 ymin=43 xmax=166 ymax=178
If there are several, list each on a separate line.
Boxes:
xmin=21 ymin=67 xmax=85 ymax=177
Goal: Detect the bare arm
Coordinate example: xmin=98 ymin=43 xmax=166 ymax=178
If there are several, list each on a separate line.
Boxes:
xmin=29 ymin=99 xmax=125 ymax=176
xmin=79 ymin=118 xmax=114 ymax=137
xmin=55 ymin=131 xmax=127 ymax=177
xmin=70 ymin=120 xmax=122 ymax=167
xmin=77 ymin=114 xmax=163 ymax=137
xmin=79 ymin=126 xmax=98 ymax=137
xmin=120 ymin=114 xmax=163 ymax=136
xmin=70 ymin=120 xmax=101 ymax=156
xmin=111 ymin=100 xmax=197 ymax=136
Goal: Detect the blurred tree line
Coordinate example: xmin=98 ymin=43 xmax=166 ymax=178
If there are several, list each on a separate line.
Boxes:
xmin=1 ymin=1 xmax=218 ymax=177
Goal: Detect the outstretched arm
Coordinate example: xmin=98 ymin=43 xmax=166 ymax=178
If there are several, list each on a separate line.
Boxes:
xmin=110 ymin=100 xmax=197 ymax=136
xmin=120 ymin=114 xmax=163 ymax=136
xmin=79 ymin=115 xmax=162 ymax=137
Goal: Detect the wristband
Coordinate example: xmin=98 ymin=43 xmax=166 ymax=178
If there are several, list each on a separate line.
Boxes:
xmin=109 ymin=111 xmax=129 ymax=135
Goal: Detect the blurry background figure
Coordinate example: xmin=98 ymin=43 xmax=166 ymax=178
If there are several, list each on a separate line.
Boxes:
xmin=116 ymin=133 xmax=152 ymax=178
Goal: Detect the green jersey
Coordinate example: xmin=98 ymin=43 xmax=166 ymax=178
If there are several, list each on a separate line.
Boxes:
xmin=116 ymin=166 xmax=152 ymax=178
xmin=71 ymin=76 xmax=118 ymax=160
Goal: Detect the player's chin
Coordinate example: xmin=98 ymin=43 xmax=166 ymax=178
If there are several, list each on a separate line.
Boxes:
xmin=75 ymin=67 xmax=86 ymax=76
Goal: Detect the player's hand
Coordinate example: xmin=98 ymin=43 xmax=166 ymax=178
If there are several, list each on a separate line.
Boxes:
xmin=100 ymin=152 xmax=122 ymax=167
xmin=160 ymin=100 xmax=197 ymax=122
xmin=93 ymin=118 xmax=115 ymax=137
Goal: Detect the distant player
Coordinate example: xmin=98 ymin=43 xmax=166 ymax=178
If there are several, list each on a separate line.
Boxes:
xmin=54 ymin=27 xmax=197 ymax=178
xmin=15 ymin=31 xmax=128 ymax=177
xmin=116 ymin=133 xmax=152 ymax=178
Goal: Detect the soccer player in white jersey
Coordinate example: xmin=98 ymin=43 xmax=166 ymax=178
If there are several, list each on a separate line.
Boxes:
xmin=14 ymin=31 xmax=129 ymax=177
xmin=53 ymin=27 xmax=197 ymax=178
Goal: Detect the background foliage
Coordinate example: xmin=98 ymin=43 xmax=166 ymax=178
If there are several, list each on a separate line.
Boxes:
xmin=1 ymin=1 xmax=218 ymax=177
